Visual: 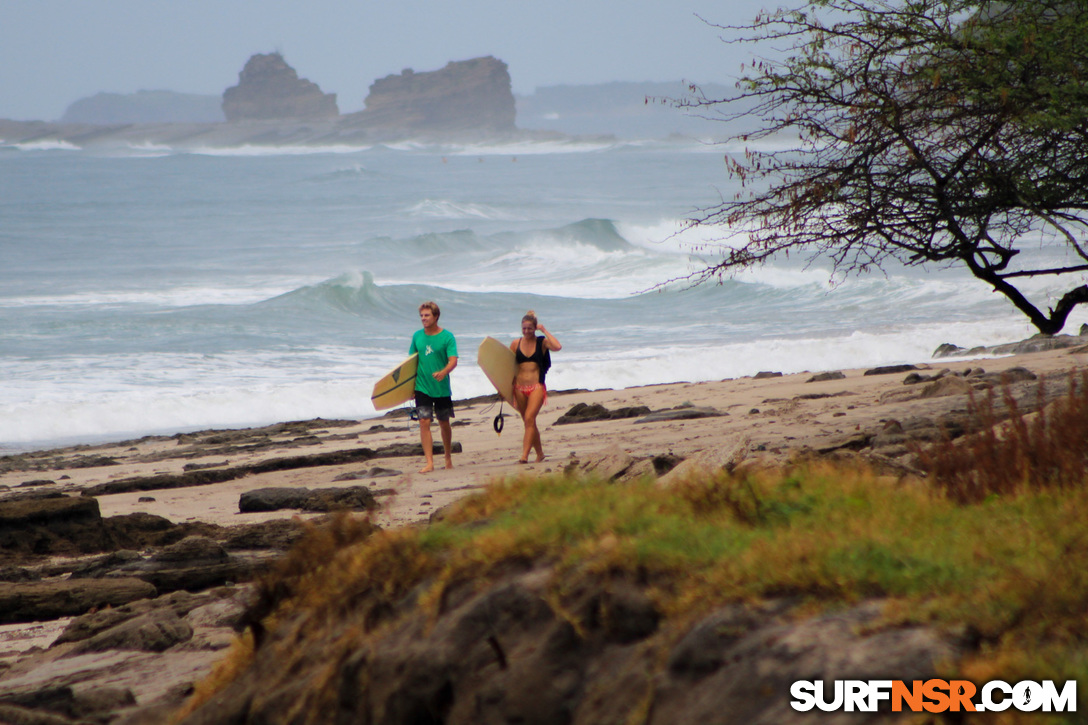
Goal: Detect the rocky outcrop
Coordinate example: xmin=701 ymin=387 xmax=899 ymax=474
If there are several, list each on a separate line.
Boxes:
xmin=178 ymin=569 xmax=960 ymax=725
xmin=863 ymin=364 xmax=920 ymax=376
xmin=349 ymin=56 xmax=516 ymax=135
xmin=636 ymin=405 xmax=724 ymax=424
xmin=222 ymin=53 xmax=338 ymax=121
xmin=0 ymin=578 xmax=157 ymax=624
xmin=934 ymin=330 xmax=1088 ymax=358
xmin=0 ymin=588 xmax=254 ymax=724
xmin=237 ymin=486 xmax=378 ymax=514
xmin=806 ymin=370 xmax=846 ymax=382
xmin=555 ymin=402 xmax=723 ymax=426
xmin=2 ymin=56 xmax=529 ymax=146
xmin=555 ymin=402 xmax=651 ymax=425
xmin=0 ymin=493 xmax=311 ymax=620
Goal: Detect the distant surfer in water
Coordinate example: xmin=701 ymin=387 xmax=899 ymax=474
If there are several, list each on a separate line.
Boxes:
xmin=410 ymin=301 xmax=458 ymax=473
xmin=510 ymin=310 xmax=561 ymax=464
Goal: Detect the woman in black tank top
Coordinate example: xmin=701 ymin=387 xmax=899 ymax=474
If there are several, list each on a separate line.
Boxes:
xmin=509 ymin=310 xmax=562 ymax=463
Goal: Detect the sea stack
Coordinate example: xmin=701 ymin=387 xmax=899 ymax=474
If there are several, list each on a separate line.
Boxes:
xmin=349 ymin=56 xmax=516 ymax=135
xmin=222 ymin=53 xmax=339 ymax=121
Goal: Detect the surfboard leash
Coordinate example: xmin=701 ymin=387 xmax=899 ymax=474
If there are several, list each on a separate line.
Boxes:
xmin=493 ymin=400 xmax=505 ymax=435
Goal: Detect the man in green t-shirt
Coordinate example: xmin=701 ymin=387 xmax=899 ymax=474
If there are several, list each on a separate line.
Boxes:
xmin=409 ymin=301 xmax=459 ymax=473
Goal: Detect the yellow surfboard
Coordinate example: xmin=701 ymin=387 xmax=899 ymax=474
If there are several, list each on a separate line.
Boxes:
xmin=477 ymin=336 xmax=517 ymax=404
xmin=370 ymin=353 xmax=419 ymax=410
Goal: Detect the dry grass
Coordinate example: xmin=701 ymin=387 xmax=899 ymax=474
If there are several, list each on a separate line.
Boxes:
xmin=920 ymin=371 xmax=1088 ymax=503
xmin=171 ymin=631 xmax=255 ymax=722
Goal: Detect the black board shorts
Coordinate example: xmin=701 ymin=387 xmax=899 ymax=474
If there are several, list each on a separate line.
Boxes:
xmin=415 ymin=392 xmax=454 ymax=421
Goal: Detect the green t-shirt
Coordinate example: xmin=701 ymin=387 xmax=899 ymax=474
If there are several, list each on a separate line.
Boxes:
xmin=409 ymin=327 xmax=458 ymax=398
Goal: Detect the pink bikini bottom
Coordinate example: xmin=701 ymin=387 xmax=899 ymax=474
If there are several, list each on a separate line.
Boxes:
xmin=515 ymin=383 xmax=547 ymax=406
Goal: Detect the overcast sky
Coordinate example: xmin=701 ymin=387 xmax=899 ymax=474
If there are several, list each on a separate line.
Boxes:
xmin=0 ymin=0 xmax=774 ymax=121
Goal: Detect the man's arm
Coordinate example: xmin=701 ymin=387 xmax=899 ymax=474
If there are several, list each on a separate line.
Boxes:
xmin=433 ymin=356 xmax=457 ymax=381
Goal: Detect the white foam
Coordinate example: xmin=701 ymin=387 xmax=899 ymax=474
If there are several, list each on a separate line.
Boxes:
xmin=8 ymin=139 xmax=81 ymax=152
xmin=0 ymin=278 xmax=317 ymax=309
xmin=186 ymin=143 xmax=371 ymax=157
xmin=0 ymin=380 xmax=375 ymax=447
xmin=541 ymin=319 xmax=1044 ymax=393
xmin=431 ymin=138 xmax=635 ymax=156
xmin=381 ymin=242 xmax=695 ymax=299
xmin=0 ymin=346 xmax=402 ymax=447
xmin=117 ymin=141 xmax=174 ymax=157
xmin=406 ymin=199 xmax=520 ymax=221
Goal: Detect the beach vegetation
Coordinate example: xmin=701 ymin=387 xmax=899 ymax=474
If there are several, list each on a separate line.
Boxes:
xmin=183 ymin=459 xmax=1088 ymax=720
xmin=677 ymin=0 xmax=1088 ymax=334
xmin=921 ymin=370 xmax=1088 ymax=502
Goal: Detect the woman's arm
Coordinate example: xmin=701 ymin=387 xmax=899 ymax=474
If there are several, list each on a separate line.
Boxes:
xmin=538 ymin=324 xmax=562 ymax=351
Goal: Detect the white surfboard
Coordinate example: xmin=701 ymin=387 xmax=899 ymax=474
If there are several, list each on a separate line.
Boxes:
xmin=370 ymin=353 xmax=419 ymax=410
xmin=477 ymin=336 xmax=517 ymax=404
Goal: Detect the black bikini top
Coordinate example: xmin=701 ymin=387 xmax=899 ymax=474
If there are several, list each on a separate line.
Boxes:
xmin=515 ymin=336 xmax=551 ymax=385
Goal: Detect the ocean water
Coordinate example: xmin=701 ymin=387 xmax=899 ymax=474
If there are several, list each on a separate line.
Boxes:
xmin=1 ymin=136 xmax=1084 ymax=452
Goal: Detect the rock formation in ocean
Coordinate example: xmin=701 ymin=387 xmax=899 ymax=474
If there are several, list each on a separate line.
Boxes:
xmin=221 ymin=53 xmax=339 ymax=121
xmin=346 ymin=56 xmax=516 ymax=135
xmin=1 ymin=55 xmax=530 ymax=147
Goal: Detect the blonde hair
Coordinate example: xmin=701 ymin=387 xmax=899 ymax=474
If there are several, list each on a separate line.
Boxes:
xmin=419 ymin=301 xmax=440 ymax=320
xmin=522 ymin=310 xmax=537 ymax=327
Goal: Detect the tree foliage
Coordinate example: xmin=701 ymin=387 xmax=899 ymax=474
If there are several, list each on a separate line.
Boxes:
xmin=684 ymin=0 xmax=1088 ymax=334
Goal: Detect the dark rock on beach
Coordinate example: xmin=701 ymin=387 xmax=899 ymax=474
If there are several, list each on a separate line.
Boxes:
xmin=236 ymin=487 xmax=312 ymax=513
xmin=805 ymin=371 xmax=846 ymax=382
xmin=567 ymin=448 xmax=685 ymax=483
xmin=69 ymin=609 xmax=194 ymax=654
xmin=556 ymin=401 xmax=724 ymax=426
xmin=935 ymin=331 xmax=1088 ymax=358
xmin=636 ymin=406 xmax=724 ymax=423
xmin=334 ymin=466 xmax=402 ymax=481
xmin=555 ymin=402 xmax=652 ymax=425
xmin=0 ymin=496 xmax=117 ymax=560
xmin=17 ymin=479 xmax=56 ymax=488
xmin=569 ymin=445 xmax=637 ymax=481
xmin=933 ymin=343 xmax=966 ymax=358
xmin=62 ymin=536 xmax=261 ymax=595
xmin=863 ymin=363 xmax=919 ymax=376
xmin=238 ymin=486 xmax=378 ymax=514
xmin=0 ymin=578 xmax=157 ymax=624
xmin=220 ymin=519 xmax=306 ymax=551
xmin=0 ymin=586 xmax=256 ymax=724
xmin=0 ymin=687 xmax=137 ymax=725
xmin=903 ymin=369 xmax=949 ymax=385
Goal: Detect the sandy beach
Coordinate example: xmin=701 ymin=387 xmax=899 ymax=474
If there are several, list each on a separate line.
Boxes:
xmin=5 ymin=343 xmax=1086 ymax=530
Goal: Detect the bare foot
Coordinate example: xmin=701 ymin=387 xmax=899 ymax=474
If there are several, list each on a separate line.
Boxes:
xmin=418 ymin=463 xmax=434 ymax=474
xmin=517 ymin=458 xmax=528 ymax=464
xmin=444 ymin=458 xmax=454 ymax=470
xmin=535 ymin=455 xmax=547 ymax=462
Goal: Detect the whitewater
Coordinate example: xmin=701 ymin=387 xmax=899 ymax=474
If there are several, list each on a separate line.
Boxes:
xmin=1 ymin=138 xmax=1083 ymax=451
